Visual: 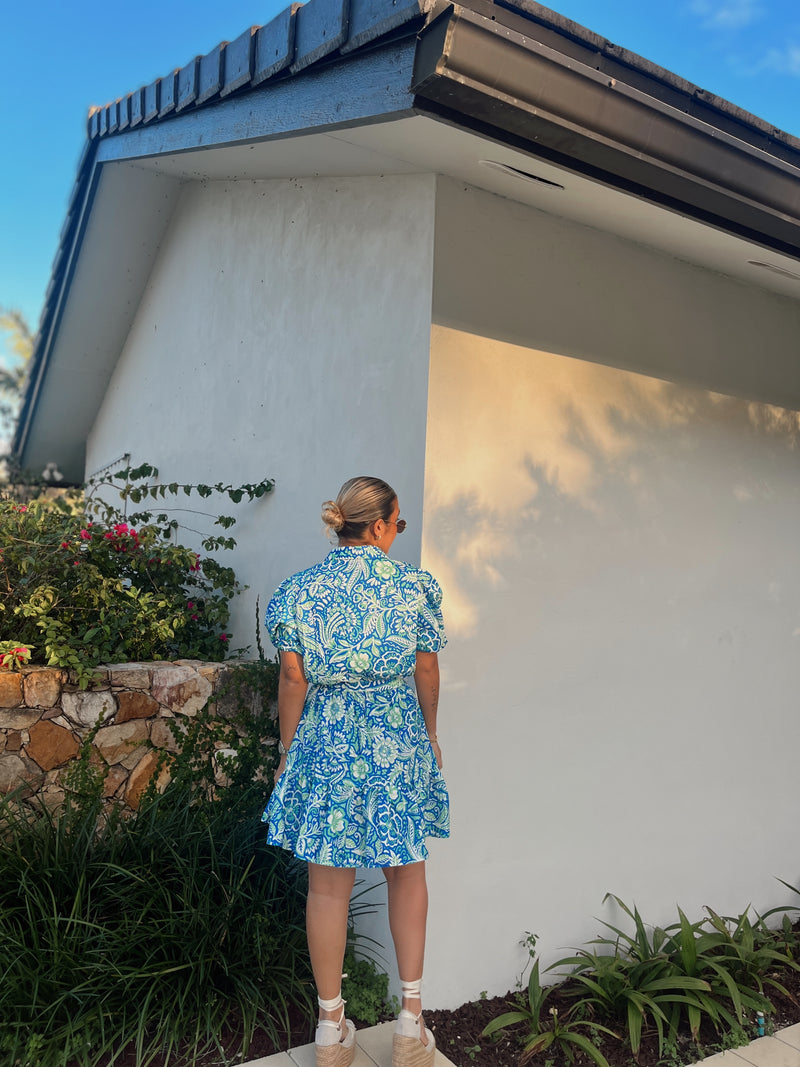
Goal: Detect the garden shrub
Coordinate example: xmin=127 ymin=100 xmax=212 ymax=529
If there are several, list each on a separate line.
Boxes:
xmin=0 ymin=657 xmax=318 ymax=1067
xmin=0 ymin=464 xmax=273 ymax=685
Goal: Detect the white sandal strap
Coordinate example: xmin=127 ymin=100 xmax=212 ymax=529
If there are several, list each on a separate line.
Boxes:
xmin=400 ymin=977 xmax=423 ymax=998
xmin=318 ymin=994 xmax=345 ymax=1013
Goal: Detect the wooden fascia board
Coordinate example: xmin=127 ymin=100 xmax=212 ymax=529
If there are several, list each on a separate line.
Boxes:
xmin=96 ymin=39 xmax=418 ymax=166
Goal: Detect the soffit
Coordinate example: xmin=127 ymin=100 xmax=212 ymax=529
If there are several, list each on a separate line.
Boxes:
xmin=134 ymin=113 xmax=800 ymax=303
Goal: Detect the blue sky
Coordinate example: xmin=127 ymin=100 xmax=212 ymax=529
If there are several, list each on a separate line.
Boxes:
xmin=2 ymin=0 xmax=800 ymax=368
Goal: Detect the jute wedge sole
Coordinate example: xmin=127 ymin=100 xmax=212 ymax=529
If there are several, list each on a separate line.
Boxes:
xmin=315 ymin=1036 xmax=356 ymax=1067
xmin=392 ymin=1031 xmax=436 ymax=1067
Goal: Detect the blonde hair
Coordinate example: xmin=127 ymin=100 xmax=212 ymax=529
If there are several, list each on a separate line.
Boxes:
xmin=322 ymin=476 xmax=396 ymax=541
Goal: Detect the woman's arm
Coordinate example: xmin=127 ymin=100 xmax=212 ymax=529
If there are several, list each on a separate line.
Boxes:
xmin=274 ymin=650 xmax=308 ymax=782
xmin=414 ymin=650 xmax=442 ymax=769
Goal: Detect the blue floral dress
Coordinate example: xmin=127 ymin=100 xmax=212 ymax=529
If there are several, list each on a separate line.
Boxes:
xmin=262 ymin=544 xmax=450 ymax=867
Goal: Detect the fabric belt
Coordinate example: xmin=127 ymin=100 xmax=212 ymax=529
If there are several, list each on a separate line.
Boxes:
xmin=311 ymin=677 xmax=408 ymax=694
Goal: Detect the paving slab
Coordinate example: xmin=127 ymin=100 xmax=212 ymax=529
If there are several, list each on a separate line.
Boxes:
xmin=732 ymin=1035 xmax=800 ymax=1067
xmin=288 ymin=1039 xmax=378 ymax=1066
xmin=691 ymin=1053 xmax=751 ymax=1067
xmin=351 ymin=1021 xmax=452 ymax=1065
xmin=235 ymin=1021 xmax=456 ymax=1067
xmin=775 ymin=1025 xmax=800 ymax=1052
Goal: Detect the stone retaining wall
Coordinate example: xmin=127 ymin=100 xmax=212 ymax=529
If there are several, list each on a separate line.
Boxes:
xmin=0 ymin=661 xmax=262 ymax=811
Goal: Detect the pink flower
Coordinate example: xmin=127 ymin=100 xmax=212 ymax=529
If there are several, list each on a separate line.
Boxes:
xmin=187 ymin=601 xmax=195 ymax=610
xmin=80 ymin=529 xmax=92 ymax=540
xmin=219 ymin=633 xmax=229 ymax=642
xmin=60 ymin=542 xmax=70 ymax=549
xmin=73 ymin=561 xmax=80 ymax=566
xmin=191 ymin=613 xmax=199 ymax=621
xmin=113 ymin=523 xmax=129 ymax=535
xmin=17 ymin=506 xmax=27 ymax=512
xmin=190 ymin=554 xmax=202 ymax=572
xmin=1 ymin=646 xmax=31 ymax=669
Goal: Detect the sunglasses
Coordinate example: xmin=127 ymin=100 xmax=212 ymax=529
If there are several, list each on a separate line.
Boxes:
xmin=385 ymin=519 xmax=407 ymax=533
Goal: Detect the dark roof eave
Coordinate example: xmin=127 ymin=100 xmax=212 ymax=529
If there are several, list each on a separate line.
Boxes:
xmin=494 ymin=0 xmax=800 ymax=156
xmin=412 ymin=3 xmax=800 ymax=259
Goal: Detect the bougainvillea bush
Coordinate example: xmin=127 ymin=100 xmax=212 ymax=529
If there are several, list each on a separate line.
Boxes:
xmin=0 ymin=466 xmax=273 ymax=684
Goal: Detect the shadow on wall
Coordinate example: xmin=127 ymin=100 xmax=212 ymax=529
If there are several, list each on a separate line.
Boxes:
xmin=423 ymin=325 xmax=800 ymax=644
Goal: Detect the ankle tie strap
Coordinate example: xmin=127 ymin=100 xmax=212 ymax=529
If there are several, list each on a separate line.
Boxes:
xmin=400 ymin=977 xmax=423 ymax=998
xmin=318 ymin=972 xmax=350 ymax=1014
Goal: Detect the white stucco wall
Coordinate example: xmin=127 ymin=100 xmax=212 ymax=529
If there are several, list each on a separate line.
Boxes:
xmin=86 ymin=168 xmax=800 ymax=1014
xmin=422 ymin=180 xmax=800 ymax=1008
xmin=433 ymin=177 xmax=800 ymax=411
xmin=87 ymin=173 xmax=437 ymax=644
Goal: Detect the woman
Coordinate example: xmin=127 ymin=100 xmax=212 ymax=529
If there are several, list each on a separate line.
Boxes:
xmin=262 ymin=476 xmax=449 ymax=1067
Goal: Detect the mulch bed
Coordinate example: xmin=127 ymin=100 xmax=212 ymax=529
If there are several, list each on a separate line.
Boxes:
xmin=425 ymin=964 xmax=800 ymax=1067
xmin=77 ymin=964 xmax=800 ymax=1067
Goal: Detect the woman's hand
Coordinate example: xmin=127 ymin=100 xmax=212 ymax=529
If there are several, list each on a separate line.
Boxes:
xmin=274 ymin=752 xmax=287 ymax=785
xmin=431 ymin=739 xmax=442 ymax=770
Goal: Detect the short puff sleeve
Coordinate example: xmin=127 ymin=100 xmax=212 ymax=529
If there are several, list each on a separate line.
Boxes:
xmin=416 ymin=571 xmax=447 ymax=653
xmin=265 ymin=578 xmax=303 ymax=654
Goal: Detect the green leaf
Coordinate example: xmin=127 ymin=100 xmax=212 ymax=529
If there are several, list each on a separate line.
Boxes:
xmin=523 ymin=1031 xmax=554 ymax=1056
xmin=561 ymin=1031 xmax=613 ymax=1067
xmin=626 ymin=999 xmax=643 ymax=1054
xmin=482 ymin=1011 xmax=530 ymax=1036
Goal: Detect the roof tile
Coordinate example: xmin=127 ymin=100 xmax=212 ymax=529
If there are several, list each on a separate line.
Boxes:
xmin=129 ymin=88 xmax=144 ymax=127
xmin=221 ymin=26 xmax=256 ymax=97
xmin=118 ymin=95 xmax=131 ymax=131
xmin=342 ymin=0 xmax=423 ymax=53
xmin=176 ymin=57 xmax=200 ymax=112
xmin=144 ymin=81 xmax=159 ymax=123
xmin=290 ymin=0 xmax=349 ymax=74
xmin=197 ymin=43 xmax=226 ymax=105
xmin=253 ymin=5 xmax=297 ymax=86
xmin=158 ymin=71 xmax=178 ymax=117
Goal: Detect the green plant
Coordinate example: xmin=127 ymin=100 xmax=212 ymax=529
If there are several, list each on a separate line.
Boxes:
xmin=0 ymin=639 xmax=32 ymax=667
xmin=341 ymin=954 xmax=392 ymax=1025
xmin=700 ymin=906 xmax=797 ymax=1005
xmin=483 ymin=956 xmax=618 ymax=1067
xmin=552 ymin=897 xmax=718 ymax=1056
xmin=0 ymin=464 xmax=273 ymax=685
xmin=0 ymin=656 xmax=314 ymax=1067
xmin=659 ymin=904 xmax=773 ymax=1039
xmin=552 ymin=948 xmax=713 ymax=1057
xmin=158 ymin=655 xmax=281 ymax=809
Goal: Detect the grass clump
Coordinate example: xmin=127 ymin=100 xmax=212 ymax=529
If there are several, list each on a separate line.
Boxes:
xmin=0 ymin=659 xmax=316 ymax=1067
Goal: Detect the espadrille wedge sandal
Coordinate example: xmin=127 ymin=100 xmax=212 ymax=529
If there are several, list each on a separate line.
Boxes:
xmin=315 ymin=993 xmax=356 ymax=1067
xmin=392 ymin=979 xmax=435 ymax=1067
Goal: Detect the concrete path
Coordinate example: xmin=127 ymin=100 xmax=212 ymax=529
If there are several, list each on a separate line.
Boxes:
xmin=234 ymin=1021 xmax=454 ymax=1066
xmin=698 ymin=1023 xmax=800 ymax=1067
xmin=235 ymin=1020 xmax=800 ymax=1067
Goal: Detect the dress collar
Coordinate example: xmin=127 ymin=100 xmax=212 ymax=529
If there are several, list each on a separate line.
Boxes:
xmin=328 ymin=544 xmax=384 ymax=557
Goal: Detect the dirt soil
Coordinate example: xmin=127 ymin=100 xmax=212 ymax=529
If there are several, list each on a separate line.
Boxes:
xmin=86 ymin=964 xmax=800 ymax=1067
xmin=425 ymin=964 xmax=800 ymax=1067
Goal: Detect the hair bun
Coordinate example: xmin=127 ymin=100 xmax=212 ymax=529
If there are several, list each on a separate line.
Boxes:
xmin=321 ymin=500 xmax=345 ymax=532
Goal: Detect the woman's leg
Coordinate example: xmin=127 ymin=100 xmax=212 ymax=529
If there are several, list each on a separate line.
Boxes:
xmin=307 ymin=863 xmax=357 ymax=1022
xmin=383 ymin=861 xmax=431 ymax=1044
